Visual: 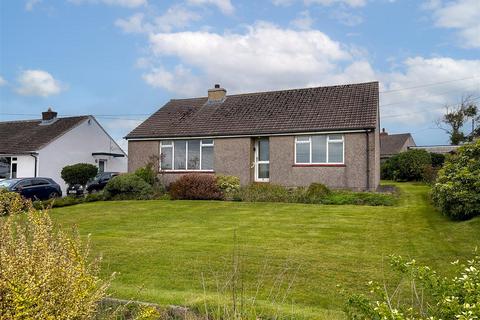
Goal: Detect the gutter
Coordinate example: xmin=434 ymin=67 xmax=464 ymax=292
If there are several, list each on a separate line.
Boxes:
xmin=30 ymin=153 xmax=38 ymax=177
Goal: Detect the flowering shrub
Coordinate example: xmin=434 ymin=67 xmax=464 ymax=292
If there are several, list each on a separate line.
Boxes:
xmin=0 ymin=189 xmax=30 ymax=216
xmin=216 ymin=175 xmax=240 ymax=198
xmin=345 ymin=251 xmax=480 ymax=320
xmin=0 ymin=208 xmax=109 ymax=319
xmin=432 ymin=140 xmax=480 ymax=220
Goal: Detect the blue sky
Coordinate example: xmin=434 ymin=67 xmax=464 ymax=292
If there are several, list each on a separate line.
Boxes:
xmin=0 ymin=0 xmax=479 ymax=150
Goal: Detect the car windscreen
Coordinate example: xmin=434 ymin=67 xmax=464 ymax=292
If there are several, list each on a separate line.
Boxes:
xmin=0 ymin=179 xmax=20 ymax=189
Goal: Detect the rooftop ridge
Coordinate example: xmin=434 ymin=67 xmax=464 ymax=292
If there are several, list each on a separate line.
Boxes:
xmin=170 ymin=81 xmax=379 ymax=102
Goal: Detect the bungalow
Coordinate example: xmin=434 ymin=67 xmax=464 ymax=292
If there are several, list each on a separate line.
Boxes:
xmin=126 ymin=82 xmax=380 ymax=191
xmin=0 ymin=108 xmax=127 ymax=192
xmin=380 ymin=129 xmax=416 ymax=161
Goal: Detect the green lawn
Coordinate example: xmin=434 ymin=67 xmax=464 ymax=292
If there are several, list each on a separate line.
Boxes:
xmin=51 ymin=183 xmax=480 ymax=319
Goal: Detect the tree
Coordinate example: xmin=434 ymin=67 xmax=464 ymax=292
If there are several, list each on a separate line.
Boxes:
xmin=61 ymin=163 xmax=98 ymax=186
xmin=435 ymin=96 xmax=478 ymax=145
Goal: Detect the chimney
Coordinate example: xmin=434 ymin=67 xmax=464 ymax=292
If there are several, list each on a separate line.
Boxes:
xmin=207 ymin=84 xmax=226 ymax=103
xmin=41 ymin=107 xmax=58 ymax=123
xmin=380 ymin=128 xmax=388 ymax=136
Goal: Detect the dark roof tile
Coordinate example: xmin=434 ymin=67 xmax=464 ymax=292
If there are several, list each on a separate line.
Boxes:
xmin=0 ymin=116 xmax=89 ymax=154
xmin=126 ymin=82 xmax=379 ymax=139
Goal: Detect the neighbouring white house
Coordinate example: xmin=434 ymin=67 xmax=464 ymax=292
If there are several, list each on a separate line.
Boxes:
xmin=0 ymin=108 xmax=127 ymax=193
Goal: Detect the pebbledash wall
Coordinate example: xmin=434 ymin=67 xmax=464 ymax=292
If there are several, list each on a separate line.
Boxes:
xmin=128 ymin=130 xmax=380 ymax=191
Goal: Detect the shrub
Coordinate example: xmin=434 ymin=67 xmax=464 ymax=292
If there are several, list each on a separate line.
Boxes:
xmin=104 ymin=174 xmax=153 ymax=200
xmin=0 ymin=209 xmax=109 ymax=319
xmin=431 ymin=140 xmax=480 ymax=220
xmin=430 ymin=152 xmax=446 ymax=167
xmin=345 ymin=251 xmax=480 ymax=320
xmin=135 ymin=163 xmax=157 ymax=186
xmin=237 ymin=183 xmax=293 ymax=202
xmin=304 ymin=183 xmax=331 ymax=203
xmin=381 ymin=149 xmax=431 ymax=181
xmin=0 ymin=189 xmax=30 ymax=216
xmin=216 ymin=175 xmax=241 ymax=198
xmin=422 ymin=165 xmax=440 ymax=184
xmin=169 ymin=174 xmax=223 ymax=200
xmin=61 ymin=163 xmax=98 ymax=186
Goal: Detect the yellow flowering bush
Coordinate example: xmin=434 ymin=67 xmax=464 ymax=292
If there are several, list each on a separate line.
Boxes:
xmin=0 ymin=208 xmax=109 ymax=319
xmin=0 ymin=189 xmax=30 ymax=216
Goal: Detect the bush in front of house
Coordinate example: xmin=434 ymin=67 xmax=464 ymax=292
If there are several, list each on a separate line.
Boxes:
xmin=0 ymin=189 xmax=31 ymax=216
xmin=381 ymin=149 xmax=431 ymax=181
xmin=61 ymin=163 xmax=98 ymax=186
xmin=0 ymin=208 xmax=109 ymax=319
xmin=344 ymin=251 xmax=480 ymax=320
xmin=134 ymin=162 xmax=157 ymax=186
xmin=104 ymin=173 xmax=153 ymax=200
xmin=169 ymin=174 xmax=223 ymax=200
xmin=431 ymin=140 xmax=480 ymax=220
xmin=303 ymin=183 xmax=332 ymax=203
xmin=216 ymin=175 xmax=241 ymax=199
xmin=236 ymin=183 xmax=294 ymax=203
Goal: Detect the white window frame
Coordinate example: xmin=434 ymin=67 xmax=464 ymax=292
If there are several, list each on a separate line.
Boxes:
xmin=254 ymin=138 xmax=270 ymax=182
xmin=160 ymin=139 xmax=214 ymax=172
xmin=294 ymin=134 xmax=345 ymax=165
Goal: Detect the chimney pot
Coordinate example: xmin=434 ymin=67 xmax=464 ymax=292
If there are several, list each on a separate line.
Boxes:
xmin=380 ymin=128 xmax=388 ymax=136
xmin=208 ymin=84 xmax=226 ymax=102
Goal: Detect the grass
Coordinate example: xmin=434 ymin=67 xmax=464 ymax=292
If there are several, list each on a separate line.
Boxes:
xmin=51 ymin=182 xmax=480 ymax=319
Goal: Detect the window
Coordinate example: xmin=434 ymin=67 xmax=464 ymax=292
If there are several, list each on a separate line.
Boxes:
xmin=295 ymin=134 xmax=344 ymax=164
xmin=0 ymin=157 xmax=18 ymax=179
xmin=160 ymin=139 xmax=214 ymax=171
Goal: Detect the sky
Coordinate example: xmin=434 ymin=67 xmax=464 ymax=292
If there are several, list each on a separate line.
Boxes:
xmin=0 ymin=0 xmax=479 ymax=152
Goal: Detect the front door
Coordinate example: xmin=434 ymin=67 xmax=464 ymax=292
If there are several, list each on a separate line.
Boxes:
xmin=254 ymin=138 xmax=269 ymax=182
xmin=98 ymin=160 xmax=106 ymax=173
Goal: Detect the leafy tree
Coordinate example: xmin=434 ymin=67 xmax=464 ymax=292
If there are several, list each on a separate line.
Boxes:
xmin=381 ymin=149 xmax=431 ymax=181
xmin=436 ymin=96 xmax=478 ymax=145
xmin=432 ymin=140 xmax=480 ymax=220
xmin=61 ymin=163 xmax=98 ymax=186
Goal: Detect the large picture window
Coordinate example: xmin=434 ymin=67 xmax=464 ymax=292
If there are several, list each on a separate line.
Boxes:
xmin=160 ymin=139 xmax=214 ymax=171
xmin=295 ymin=134 xmax=344 ymax=164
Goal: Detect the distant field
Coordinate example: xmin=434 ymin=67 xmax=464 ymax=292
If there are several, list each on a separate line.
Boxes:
xmin=52 ymin=183 xmax=480 ymax=319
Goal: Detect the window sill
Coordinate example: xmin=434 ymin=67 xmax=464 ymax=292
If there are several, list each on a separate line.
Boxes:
xmin=160 ymin=170 xmax=215 ymax=174
xmin=293 ymin=164 xmax=346 ymax=167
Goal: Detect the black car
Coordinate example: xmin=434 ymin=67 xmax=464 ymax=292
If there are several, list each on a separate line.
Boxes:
xmin=66 ymin=172 xmax=119 ymax=196
xmin=0 ymin=177 xmax=62 ymax=200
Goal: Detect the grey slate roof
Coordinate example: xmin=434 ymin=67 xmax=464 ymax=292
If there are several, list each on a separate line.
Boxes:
xmin=0 ymin=116 xmax=89 ymax=154
xmin=380 ymin=133 xmax=414 ymax=157
xmin=126 ymin=81 xmax=379 ymax=139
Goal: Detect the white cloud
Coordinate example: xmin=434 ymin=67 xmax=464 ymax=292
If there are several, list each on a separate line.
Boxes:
xmin=290 ymin=10 xmax=314 ymax=30
xmin=273 ymin=0 xmax=367 ymax=7
xmin=15 ymin=70 xmax=64 ymax=97
xmin=330 ymin=9 xmax=363 ymax=26
xmin=68 ymin=0 xmax=146 ymax=8
xmin=426 ymin=0 xmax=480 ymax=48
xmin=116 ymin=6 xmax=201 ymax=34
xmin=187 ymin=0 xmax=234 ymax=14
xmin=0 ymin=76 xmax=7 ymax=86
xmin=379 ymin=57 xmax=480 ymax=124
xmin=25 ymin=0 xmax=41 ymax=11
xmin=144 ymin=22 xmax=354 ymax=95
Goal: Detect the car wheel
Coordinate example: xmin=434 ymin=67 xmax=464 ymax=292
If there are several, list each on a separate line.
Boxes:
xmin=49 ymin=192 xmax=59 ymax=199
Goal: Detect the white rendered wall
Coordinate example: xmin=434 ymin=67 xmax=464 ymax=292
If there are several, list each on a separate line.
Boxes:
xmin=38 ymin=118 xmax=127 ymax=193
xmin=12 ymin=155 xmax=36 ymax=178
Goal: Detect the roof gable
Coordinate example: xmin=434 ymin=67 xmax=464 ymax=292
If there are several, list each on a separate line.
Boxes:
xmin=380 ymin=133 xmax=415 ymax=156
xmin=126 ymin=81 xmax=379 ymax=139
xmin=0 ymin=116 xmax=89 ymax=154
